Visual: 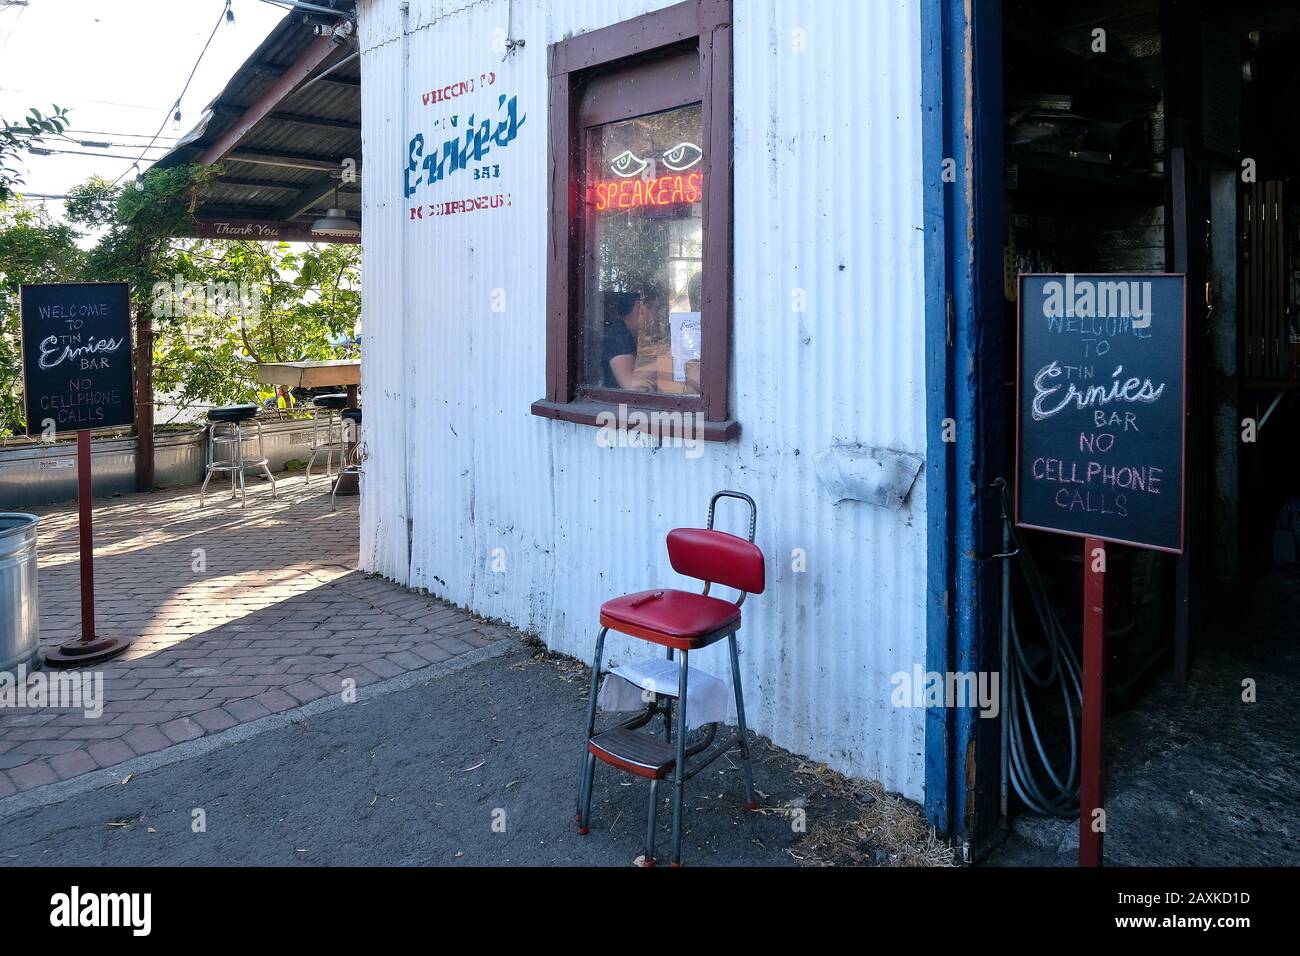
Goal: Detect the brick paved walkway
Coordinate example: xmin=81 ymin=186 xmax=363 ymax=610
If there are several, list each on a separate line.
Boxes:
xmin=0 ymin=475 xmax=504 ymax=798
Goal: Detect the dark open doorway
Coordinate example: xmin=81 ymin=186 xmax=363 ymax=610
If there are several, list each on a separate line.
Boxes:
xmin=988 ymin=0 xmax=1300 ymax=864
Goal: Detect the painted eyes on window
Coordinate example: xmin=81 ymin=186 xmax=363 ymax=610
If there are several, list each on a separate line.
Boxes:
xmin=610 ymin=150 xmax=650 ymax=178
xmin=661 ymin=142 xmax=704 ymax=171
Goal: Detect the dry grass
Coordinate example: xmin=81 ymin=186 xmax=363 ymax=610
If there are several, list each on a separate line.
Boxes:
xmin=781 ymin=761 xmax=956 ymax=867
xmin=532 ymin=643 xmax=956 ymax=867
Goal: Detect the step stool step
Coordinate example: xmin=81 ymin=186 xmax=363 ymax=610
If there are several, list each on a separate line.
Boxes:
xmin=589 ymin=727 xmax=677 ymax=779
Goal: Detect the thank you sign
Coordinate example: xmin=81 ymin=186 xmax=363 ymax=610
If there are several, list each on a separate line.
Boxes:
xmin=1016 ymin=273 xmax=1185 ymax=552
xmin=21 ymin=282 xmax=135 ymax=435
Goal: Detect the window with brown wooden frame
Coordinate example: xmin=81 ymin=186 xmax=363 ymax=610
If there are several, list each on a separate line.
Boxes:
xmin=531 ymin=0 xmax=737 ymax=441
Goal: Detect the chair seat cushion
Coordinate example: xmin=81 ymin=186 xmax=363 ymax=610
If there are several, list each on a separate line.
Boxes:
xmin=600 ymin=589 xmax=740 ymax=650
xmin=207 ymin=404 xmax=259 ymax=423
xmin=313 ymin=393 xmax=349 ymax=410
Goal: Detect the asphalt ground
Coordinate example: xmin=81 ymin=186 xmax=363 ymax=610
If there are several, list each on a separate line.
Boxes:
xmin=0 ymin=639 xmax=872 ymax=867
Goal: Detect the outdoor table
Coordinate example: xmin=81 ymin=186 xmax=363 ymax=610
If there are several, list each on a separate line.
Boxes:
xmin=256 ymin=360 xmax=361 ymax=495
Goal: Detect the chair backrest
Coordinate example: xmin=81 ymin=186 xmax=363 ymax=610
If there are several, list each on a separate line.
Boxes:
xmin=667 ymin=528 xmax=766 ymax=596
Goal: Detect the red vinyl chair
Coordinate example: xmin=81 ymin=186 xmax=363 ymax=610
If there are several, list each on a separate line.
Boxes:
xmin=576 ymin=491 xmax=765 ymax=866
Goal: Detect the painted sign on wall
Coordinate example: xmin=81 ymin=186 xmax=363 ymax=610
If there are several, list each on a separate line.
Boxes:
xmin=20 ymin=282 xmax=135 ymax=435
xmin=1016 ymin=273 xmax=1186 ymax=552
xmin=404 ymin=69 xmax=525 ymax=222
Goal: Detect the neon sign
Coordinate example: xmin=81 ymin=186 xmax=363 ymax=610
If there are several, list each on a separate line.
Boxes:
xmin=610 ymin=150 xmax=649 ymax=178
xmin=607 ymin=144 xmax=703 ymax=178
xmin=661 ymin=143 xmax=703 ymax=171
xmin=591 ymin=172 xmax=703 ymax=212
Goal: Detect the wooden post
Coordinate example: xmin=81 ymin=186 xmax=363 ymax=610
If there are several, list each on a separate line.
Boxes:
xmin=1079 ymin=536 xmax=1106 ymax=867
xmin=77 ymin=429 xmax=96 ymax=642
xmin=135 ymin=309 xmax=155 ymax=491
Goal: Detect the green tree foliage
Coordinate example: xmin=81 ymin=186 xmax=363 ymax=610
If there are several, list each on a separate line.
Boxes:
xmin=0 ymin=166 xmax=360 ymax=435
xmin=0 ymin=199 xmax=85 ymax=433
xmin=150 ymin=240 xmax=360 ymax=419
xmin=66 ymin=166 xmax=217 ymax=294
xmin=0 ymin=105 xmax=69 ymax=201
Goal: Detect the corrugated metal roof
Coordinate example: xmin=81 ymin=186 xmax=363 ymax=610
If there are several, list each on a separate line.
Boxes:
xmin=154 ymin=0 xmax=362 ymax=233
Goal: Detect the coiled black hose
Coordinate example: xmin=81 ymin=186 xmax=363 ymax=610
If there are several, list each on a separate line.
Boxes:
xmin=1001 ymin=498 xmax=1084 ymax=817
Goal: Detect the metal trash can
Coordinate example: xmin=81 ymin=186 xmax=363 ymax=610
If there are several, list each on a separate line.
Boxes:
xmin=0 ymin=513 xmax=40 ymax=673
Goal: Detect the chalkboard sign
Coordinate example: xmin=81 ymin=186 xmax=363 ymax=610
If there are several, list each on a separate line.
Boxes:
xmin=20 ymin=282 xmax=135 ymax=436
xmin=1016 ymin=273 xmax=1185 ymax=553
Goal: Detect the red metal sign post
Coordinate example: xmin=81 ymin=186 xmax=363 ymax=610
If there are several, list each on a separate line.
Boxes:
xmin=77 ymin=429 xmax=95 ymax=641
xmin=43 ymin=429 xmax=133 ymax=666
xmin=1079 ymin=537 xmax=1106 ymax=867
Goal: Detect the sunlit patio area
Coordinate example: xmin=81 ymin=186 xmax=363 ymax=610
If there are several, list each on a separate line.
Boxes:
xmin=0 ymin=476 xmax=504 ymax=797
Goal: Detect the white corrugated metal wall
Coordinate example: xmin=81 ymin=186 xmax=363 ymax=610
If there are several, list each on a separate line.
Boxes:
xmin=357 ymin=0 xmax=929 ymax=797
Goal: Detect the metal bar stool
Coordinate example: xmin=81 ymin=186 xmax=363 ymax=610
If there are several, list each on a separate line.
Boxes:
xmin=306 ymin=393 xmax=349 ymax=483
xmin=576 ymin=491 xmax=765 ymax=866
xmin=199 ymin=404 xmax=277 ymax=508
xmin=330 ymin=406 xmax=362 ymax=510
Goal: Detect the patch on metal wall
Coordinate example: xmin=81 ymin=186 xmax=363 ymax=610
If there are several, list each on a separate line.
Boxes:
xmin=814 ymin=444 xmax=924 ymax=509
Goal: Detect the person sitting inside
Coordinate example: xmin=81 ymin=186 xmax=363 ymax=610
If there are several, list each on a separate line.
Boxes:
xmin=602 ymin=286 xmax=664 ymax=392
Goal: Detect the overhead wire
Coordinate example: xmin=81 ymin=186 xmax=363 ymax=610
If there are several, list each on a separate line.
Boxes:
xmin=111 ymin=0 xmax=234 ymax=187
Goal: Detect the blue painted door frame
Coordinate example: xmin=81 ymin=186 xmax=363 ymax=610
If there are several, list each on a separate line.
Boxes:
xmin=920 ymin=0 xmax=1006 ymax=856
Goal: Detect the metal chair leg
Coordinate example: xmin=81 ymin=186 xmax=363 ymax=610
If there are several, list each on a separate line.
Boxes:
xmin=328 ymin=412 xmax=337 ymax=479
xmin=236 ymin=423 xmax=247 ymax=508
xmin=642 ymin=778 xmax=659 ymax=866
xmin=728 ymin=632 xmax=758 ymax=810
xmin=306 ymin=411 xmax=319 ymax=483
xmin=577 ymin=627 xmax=607 ymax=833
xmin=257 ymin=423 xmax=277 ymax=498
xmin=670 ymin=649 xmax=689 ymax=865
xmin=199 ymin=426 xmax=215 ymax=506
xmin=261 ymin=462 xmax=278 ymax=498
xmin=663 ymin=647 xmax=674 ymax=745
xmin=228 ymin=426 xmax=238 ymax=499
xmin=579 ymin=753 xmax=596 ymax=835
xmin=330 ymin=454 xmax=347 ymax=510
xmin=307 ymin=410 xmax=341 ymax=483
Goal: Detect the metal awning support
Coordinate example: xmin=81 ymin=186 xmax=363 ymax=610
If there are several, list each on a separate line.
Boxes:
xmin=199 ymin=35 xmax=344 ymax=166
xmin=225 ymin=149 xmax=346 ymax=171
xmin=275 ymin=177 xmax=349 ymax=220
xmin=152 ymin=1 xmax=362 ymax=240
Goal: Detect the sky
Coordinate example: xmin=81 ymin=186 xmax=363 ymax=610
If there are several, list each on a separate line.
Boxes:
xmin=0 ymin=0 xmax=289 ymax=221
